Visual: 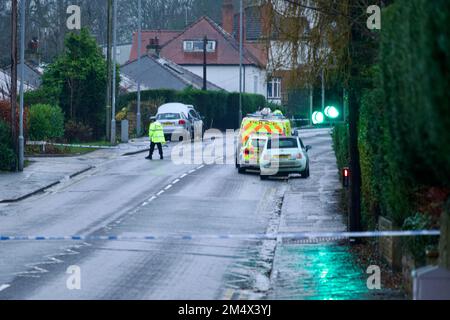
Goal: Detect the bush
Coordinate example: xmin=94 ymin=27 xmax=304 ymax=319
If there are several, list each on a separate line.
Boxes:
xmin=64 ymin=120 xmax=93 ymax=143
xmin=402 ymin=213 xmax=439 ymax=264
xmin=28 ymin=104 xmax=65 ymax=141
xmin=0 ymin=100 xmax=29 ymax=139
xmin=0 ymin=120 xmax=16 ymax=171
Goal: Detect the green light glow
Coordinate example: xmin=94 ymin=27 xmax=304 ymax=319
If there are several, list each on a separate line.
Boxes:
xmin=312 ymin=111 xmax=325 ymax=124
xmin=325 ymin=106 xmax=340 ymax=119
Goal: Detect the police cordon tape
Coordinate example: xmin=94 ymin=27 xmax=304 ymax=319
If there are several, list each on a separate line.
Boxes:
xmin=27 ymin=141 xmax=120 ymax=149
xmin=0 ymin=230 xmax=440 ymax=242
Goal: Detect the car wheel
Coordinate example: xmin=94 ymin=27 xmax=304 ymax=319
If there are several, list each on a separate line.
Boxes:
xmin=238 ymin=166 xmax=246 ymax=174
xmin=301 ymin=165 xmax=310 ymax=179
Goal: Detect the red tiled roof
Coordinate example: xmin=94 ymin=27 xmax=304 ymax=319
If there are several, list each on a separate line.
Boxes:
xmin=161 ymin=16 xmax=265 ymax=67
xmin=129 ymin=30 xmax=181 ymax=62
xmin=129 ymin=17 xmax=267 ymax=67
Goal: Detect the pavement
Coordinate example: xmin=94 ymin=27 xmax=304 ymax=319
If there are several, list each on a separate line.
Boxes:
xmin=0 ymin=128 xmax=402 ymax=300
xmin=0 ymin=138 xmax=151 ymax=203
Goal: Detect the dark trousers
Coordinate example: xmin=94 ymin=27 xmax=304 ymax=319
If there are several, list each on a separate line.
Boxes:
xmin=149 ymin=142 xmax=163 ymax=159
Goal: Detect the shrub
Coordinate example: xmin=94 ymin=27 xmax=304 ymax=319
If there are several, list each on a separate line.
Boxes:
xmin=0 ymin=100 xmax=29 ymax=139
xmin=64 ymin=120 xmax=93 ymax=143
xmin=0 ymin=120 xmax=16 ymax=171
xmin=402 ymin=213 xmax=439 ymax=265
xmin=28 ymin=104 xmax=65 ymax=141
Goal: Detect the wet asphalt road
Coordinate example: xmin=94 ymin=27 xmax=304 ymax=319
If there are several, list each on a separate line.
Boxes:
xmin=0 ymin=128 xmax=372 ymax=300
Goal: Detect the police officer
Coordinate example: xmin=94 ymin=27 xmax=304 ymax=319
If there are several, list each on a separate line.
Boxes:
xmin=146 ymin=117 xmax=166 ymax=160
xmin=273 ymin=109 xmax=283 ymax=117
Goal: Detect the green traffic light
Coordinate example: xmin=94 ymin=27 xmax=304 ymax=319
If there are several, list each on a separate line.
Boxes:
xmin=325 ymin=106 xmax=340 ymax=119
xmin=312 ymin=111 xmax=325 ymax=124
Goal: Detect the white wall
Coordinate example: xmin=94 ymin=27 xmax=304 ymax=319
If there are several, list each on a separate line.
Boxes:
xmin=183 ymin=65 xmax=267 ymax=98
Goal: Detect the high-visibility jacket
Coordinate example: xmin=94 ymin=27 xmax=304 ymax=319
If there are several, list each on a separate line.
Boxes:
xmin=149 ymin=121 xmax=166 ymax=143
xmin=273 ymin=109 xmax=283 ymax=116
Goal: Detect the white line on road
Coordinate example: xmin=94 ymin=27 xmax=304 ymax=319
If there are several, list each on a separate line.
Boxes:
xmin=157 ymin=190 xmax=165 ymax=196
xmin=165 ymin=185 xmax=172 ymax=191
xmin=180 ymin=174 xmax=188 ymax=179
xmin=197 ymin=165 xmax=205 ymax=170
xmin=188 ymin=170 xmax=196 ymax=174
xmin=148 ymin=196 xmax=157 ymax=202
xmin=0 ymin=284 xmax=10 ymax=292
xmin=172 ymin=179 xmax=180 ymax=184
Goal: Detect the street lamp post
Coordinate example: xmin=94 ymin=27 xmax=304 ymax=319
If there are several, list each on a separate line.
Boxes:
xmin=238 ymin=0 xmax=243 ymax=125
xmin=111 ymin=0 xmax=117 ymax=144
xmin=136 ymin=0 xmax=142 ymax=136
xmin=11 ymin=0 xmax=18 ymax=171
xmin=18 ymin=0 xmax=26 ymax=171
xmin=106 ymin=0 xmax=112 ymax=140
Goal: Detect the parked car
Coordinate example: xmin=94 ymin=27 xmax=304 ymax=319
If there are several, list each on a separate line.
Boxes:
xmin=259 ymin=136 xmax=311 ymax=180
xmin=156 ymin=103 xmax=204 ymax=141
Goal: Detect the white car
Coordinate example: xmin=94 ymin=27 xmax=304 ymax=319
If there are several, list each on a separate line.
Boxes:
xmin=157 ymin=103 xmax=204 ymax=141
xmin=259 ymin=136 xmax=311 ymax=180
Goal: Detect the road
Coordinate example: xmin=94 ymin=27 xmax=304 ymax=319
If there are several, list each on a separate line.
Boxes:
xmin=0 ymin=128 xmax=374 ymax=300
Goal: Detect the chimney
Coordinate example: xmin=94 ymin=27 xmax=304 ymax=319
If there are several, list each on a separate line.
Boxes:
xmin=146 ymin=37 xmax=161 ymax=57
xmin=222 ymin=0 xmax=234 ymax=35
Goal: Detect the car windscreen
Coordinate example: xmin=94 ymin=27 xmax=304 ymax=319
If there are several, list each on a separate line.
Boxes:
xmin=267 ymin=138 xmax=298 ymax=149
xmin=157 ymin=113 xmax=181 ymax=120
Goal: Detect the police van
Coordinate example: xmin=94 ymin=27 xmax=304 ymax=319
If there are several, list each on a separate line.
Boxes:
xmin=235 ymin=109 xmax=292 ymax=174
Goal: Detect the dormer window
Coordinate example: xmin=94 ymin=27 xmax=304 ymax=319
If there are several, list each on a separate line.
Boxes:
xmin=183 ymin=40 xmax=216 ymax=53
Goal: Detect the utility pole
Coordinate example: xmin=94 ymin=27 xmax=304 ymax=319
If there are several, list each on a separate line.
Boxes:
xmin=110 ymin=0 xmax=117 ymax=144
xmin=202 ymin=36 xmax=207 ymax=91
xmin=136 ymin=0 xmax=142 ymax=136
xmin=18 ymin=0 xmax=26 ymax=172
xmin=309 ymin=85 xmax=313 ymax=127
xmin=106 ymin=0 xmax=112 ymax=140
xmin=11 ymin=0 xmax=18 ymax=171
xmin=238 ymin=0 xmax=243 ymax=125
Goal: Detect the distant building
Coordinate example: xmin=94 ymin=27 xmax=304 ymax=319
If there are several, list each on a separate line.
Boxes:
xmin=129 ymin=15 xmax=267 ymax=97
xmin=121 ymin=54 xmax=223 ymax=93
xmin=102 ymin=43 xmax=133 ymax=66
xmin=0 ymin=63 xmax=42 ymax=99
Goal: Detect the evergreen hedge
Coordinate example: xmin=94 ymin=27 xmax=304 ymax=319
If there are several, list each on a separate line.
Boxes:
xmin=333 ymin=0 xmax=450 ymax=228
xmin=118 ymin=89 xmax=267 ymax=130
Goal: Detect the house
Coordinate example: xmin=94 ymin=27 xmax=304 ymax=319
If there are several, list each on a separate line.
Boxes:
xmin=0 ymin=63 xmax=41 ymax=99
xmin=226 ymin=1 xmax=311 ymax=106
xmin=120 ymin=54 xmax=223 ymax=93
xmin=129 ymin=14 xmax=268 ymax=97
xmin=102 ymin=43 xmax=133 ymax=66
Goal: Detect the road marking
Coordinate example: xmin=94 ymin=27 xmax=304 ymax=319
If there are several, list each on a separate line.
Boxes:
xmin=141 ymin=202 xmax=149 ymax=207
xmin=148 ymin=196 xmax=157 ymax=202
xmin=0 ymin=284 xmax=10 ymax=292
xmin=165 ymin=185 xmax=172 ymax=191
xmin=180 ymin=173 xmax=188 ymax=179
xmin=172 ymin=179 xmax=180 ymax=184
xmin=197 ymin=165 xmax=205 ymax=170
xmin=188 ymin=169 xmax=196 ymax=174
xmin=157 ymin=190 xmax=165 ymax=196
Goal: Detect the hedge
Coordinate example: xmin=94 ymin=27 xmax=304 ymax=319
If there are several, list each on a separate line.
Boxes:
xmin=333 ymin=0 xmax=450 ymax=230
xmin=118 ymin=89 xmax=267 ymax=130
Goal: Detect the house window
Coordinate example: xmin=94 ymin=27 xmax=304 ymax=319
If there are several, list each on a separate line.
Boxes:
xmin=267 ymin=78 xmax=281 ymax=99
xmin=183 ymin=40 xmax=216 ymax=53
